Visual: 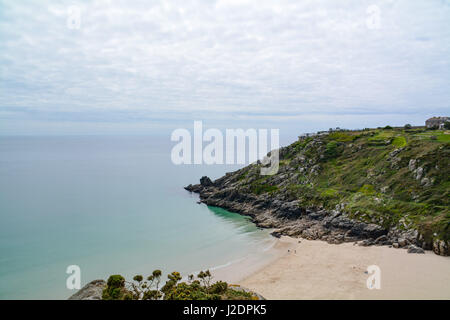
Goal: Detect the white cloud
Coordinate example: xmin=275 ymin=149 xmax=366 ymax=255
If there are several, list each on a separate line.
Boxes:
xmin=0 ymin=0 xmax=449 ymax=134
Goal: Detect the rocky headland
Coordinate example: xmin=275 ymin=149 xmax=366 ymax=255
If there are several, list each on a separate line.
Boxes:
xmin=68 ymin=280 xmax=106 ymax=300
xmin=186 ymin=127 xmax=449 ymax=256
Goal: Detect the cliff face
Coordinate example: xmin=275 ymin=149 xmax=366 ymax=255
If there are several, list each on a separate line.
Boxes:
xmin=68 ymin=280 xmax=105 ymax=300
xmin=186 ymin=127 xmax=450 ymax=256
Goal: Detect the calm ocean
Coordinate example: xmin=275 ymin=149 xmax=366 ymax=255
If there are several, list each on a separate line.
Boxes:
xmin=0 ymin=136 xmax=274 ymax=299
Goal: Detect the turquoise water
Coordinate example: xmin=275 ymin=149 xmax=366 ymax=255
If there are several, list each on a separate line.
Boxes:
xmin=0 ymin=136 xmax=273 ymax=299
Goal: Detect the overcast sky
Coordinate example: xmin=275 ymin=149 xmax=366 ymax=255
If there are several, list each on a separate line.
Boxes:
xmin=1 ymin=0 xmax=449 ymax=138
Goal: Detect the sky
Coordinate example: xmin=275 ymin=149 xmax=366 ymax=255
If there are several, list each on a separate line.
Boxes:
xmin=0 ymin=0 xmax=449 ymax=139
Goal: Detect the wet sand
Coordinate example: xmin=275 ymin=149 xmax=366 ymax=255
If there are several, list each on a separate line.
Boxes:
xmin=235 ymin=237 xmax=450 ymax=299
xmin=210 ymin=236 xmax=296 ymax=285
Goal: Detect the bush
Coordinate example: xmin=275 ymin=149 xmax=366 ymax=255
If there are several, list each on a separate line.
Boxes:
xmin=384 ymin=125 xmax=393 ymax=130
xmin=102 ymin=275 xmax=129 ymax=300
xmin=164 ymin=282 xmax=210 ymax=300
xmin=210 ymin=281 xmax=228 ymax=294
xmin=444 ymin=122 xmax=450 ymax=130
xmin=102 ymin=270 xmax=256 ymax=300
xmin=325 ymin=141 xmax=339 ymax=159
xmin=404 ymin=124 xmax=412 ymax=129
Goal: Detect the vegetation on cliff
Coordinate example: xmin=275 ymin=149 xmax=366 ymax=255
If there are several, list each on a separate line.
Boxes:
xmin=277 ymin=127 xmax=449 ymax=241
xmin=187 ymin=126 xmax=449 ymax=255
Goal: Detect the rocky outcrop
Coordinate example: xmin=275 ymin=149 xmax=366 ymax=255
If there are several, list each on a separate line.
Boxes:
xmin=68 ymin=280 xmax=105 ymax=300
xmin=185 ymin=176 xmax=214 ymax=192
xmin=186 ymin=178 xmax=394 ymax=247
xmin=187 ymin=176 xmax=449 ymax=253
xmin=186 ymin=171 xmax=447 ymax=254
xmin=186 ymin=128 xmax=449 ymax=256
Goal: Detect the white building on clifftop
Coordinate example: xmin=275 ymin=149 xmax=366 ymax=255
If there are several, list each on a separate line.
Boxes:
xmin=425 ymin=116 xmax=449 ymax=129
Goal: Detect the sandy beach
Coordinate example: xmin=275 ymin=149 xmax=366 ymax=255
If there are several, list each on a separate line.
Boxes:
xmin=234 ymin=236 xmax=450 ymax=300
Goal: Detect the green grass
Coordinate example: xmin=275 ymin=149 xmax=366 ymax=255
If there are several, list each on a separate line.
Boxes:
xmin=252 ymin=183 xmax=278 ymax=195
xmin=436 ymin=132 xmax=450 ymax=143
xmin=328 ymin=132 xmax=356 ymax=142
xmin=358 ymin=184 xmax=376 ymax=196
xmin=413 ymin=130 xmax=450 ymax=143
xmin=367 ymin=130 xmax=397 ymax=146
xmin=237 ymin=126 xmax=449 ymax=242
xmin=368 ymin=130 xmax=395 ymax=141
xmin=320 ymin=188 xmax=338 ymax=198
xmin=392 ymin=136 xmax=407 ymax=147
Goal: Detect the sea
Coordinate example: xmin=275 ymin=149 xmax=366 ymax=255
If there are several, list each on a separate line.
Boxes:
xmin=0 ymin=135 xmax=277 ymax=299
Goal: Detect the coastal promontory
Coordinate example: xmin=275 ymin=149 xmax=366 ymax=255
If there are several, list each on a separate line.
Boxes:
xmin=186 ymin=126 xmax=449 ymax=256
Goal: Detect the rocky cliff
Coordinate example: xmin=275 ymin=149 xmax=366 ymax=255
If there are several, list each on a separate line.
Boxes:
xmin=68 ymin=280 xmax=106 ymax=300
xmin=186 ymin=127 xmax=449 ymax=256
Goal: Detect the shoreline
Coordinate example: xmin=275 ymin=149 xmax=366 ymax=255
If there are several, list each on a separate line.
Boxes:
xmin=225 ymin=236 xmax=450 ymax=300
xmin=72 ymin=235 xmax=450 ymax=300
xmin=207 ymin=234 xmax=297 ymax=286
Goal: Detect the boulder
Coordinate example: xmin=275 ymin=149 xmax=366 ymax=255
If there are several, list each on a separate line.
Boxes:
xmin=374 ymin=235 xmax=388 ymax=244
xmin=68 ymin=280 xmax=106 ymax=300
xmin=433 ymin=240 xmax=449 ymax=256
xmin=358 ymin=239 xmax=374 ymax=247
xmin=407 ymin=245 xmax=425 ymax=254
xmin=397 ymin=238 xmax=407 ymax=247
xmin=270 ymin=231 xmax=282 ymax=238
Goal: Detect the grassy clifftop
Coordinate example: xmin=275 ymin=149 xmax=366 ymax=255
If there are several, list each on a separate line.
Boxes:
xmin=239 ymin=127 xmax=449 ymax=246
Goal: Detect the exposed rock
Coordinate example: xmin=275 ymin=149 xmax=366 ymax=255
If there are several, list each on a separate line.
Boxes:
xmin=188 ymin=176 xmax=392 ymax=248
xmin=184 ymin=183 xmax=203 ymax=193
xmin=270 ymin=230 xmax=282 ymax=238
xmin=389 ymin=148 xmax=404 ymax=158
xmin=185 ymin=129 xmax=449 ymax=256
xmin=358 ymin=239 xmax=374 ymax=247
xmin=388 ymin=228 xmax=419 ymax=248
xmin=408 ymin=159 xmax=417 ymax=171
xmin=200 ymin=176 xmax=214 ymax=187
xmin=420 ymin=177 xmax=434 ymax=187
xmin=68 ymin=280 xmax=106 ymax=300
xmin=433 ymin=240 xmax=449 ymax=256
xmin=407 ymin=245 xmax=425 ymax=254
xmin=414 ymin=167 xmax=424 ymax=181
xmin=374 ymin=235 xmax=388 ymax=245
xmin=398 ymin=238 xmax=407 ymax=247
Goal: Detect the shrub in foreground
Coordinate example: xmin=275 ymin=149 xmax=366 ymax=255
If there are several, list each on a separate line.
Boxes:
xmin=102 ymin=269 xmax=256 ymax=300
